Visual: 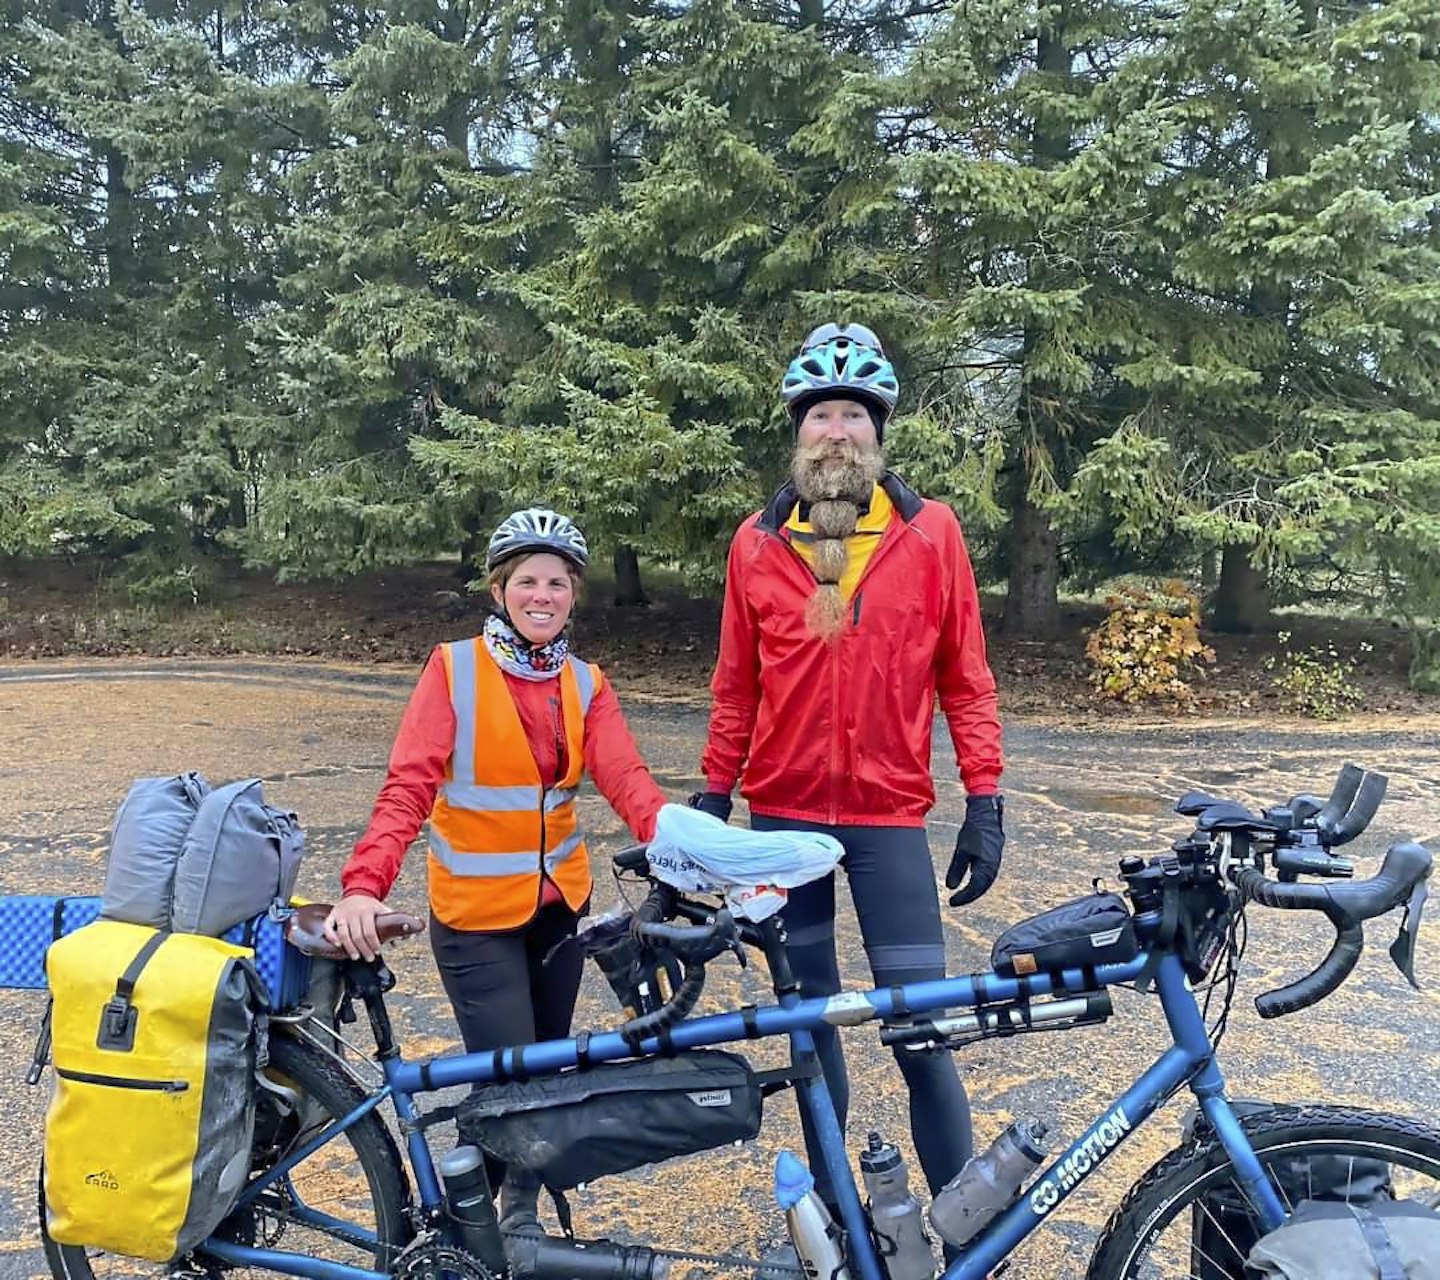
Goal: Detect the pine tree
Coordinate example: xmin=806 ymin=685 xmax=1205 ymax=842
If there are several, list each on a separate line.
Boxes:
xmin=1062 ymin=0 xmax=1440 ymax=670
xmin=851 ymin=0 xmax=1181 ymax=634
xmin=1 ymin=0 xmax=293 ymax=582
xmin=419 ymin=0 xmax=902 ymax=590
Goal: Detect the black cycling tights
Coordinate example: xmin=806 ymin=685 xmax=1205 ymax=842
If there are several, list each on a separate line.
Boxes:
xmin=752 ymin=816 xmax=974 ymax=1204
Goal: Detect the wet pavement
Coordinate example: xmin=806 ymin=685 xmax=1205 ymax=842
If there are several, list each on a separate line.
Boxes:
xmin=1 ymin=659 xmax=1437 ymax=1278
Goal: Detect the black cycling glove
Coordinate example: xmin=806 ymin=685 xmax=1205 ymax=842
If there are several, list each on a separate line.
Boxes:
xmin=946 ymin=795 xmax=1005 ymax=907
xmin=688 ymin=790 xmax=733 ymax=823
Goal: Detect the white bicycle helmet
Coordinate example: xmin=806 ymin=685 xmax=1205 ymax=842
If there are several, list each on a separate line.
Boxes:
xmin=486 ymin=508 xmax=590 ymax=572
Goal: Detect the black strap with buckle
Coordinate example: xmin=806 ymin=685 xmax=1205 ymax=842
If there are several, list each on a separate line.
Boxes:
xmin=98 ymin=930 xmax=170 ymax=1053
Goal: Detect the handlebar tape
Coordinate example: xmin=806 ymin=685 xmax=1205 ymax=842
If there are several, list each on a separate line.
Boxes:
xmin=1234 ymin=840 xmax=1432 ymax=1018
xmin=1314 ymin=763 xmax=1364 ymax=835
xmin=1325 ymin=771 xmax=1389 ymax=846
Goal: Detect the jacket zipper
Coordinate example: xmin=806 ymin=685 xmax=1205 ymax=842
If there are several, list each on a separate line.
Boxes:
xmin=57 ymin=1067 xmax=188 ymax=1093
xmin=828 ymin=628 xmax=841 ymax=825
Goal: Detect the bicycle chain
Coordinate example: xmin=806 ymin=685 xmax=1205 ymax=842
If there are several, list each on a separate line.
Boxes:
xmin=500 ymin=1229 xmax=810 ymax=1278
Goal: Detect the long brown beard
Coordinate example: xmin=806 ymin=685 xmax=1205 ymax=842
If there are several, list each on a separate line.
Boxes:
xmin=791 ymin=440 xmax=885 ymax=641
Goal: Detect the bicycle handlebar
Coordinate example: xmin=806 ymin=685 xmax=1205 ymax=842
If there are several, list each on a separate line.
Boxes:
xmin=1232 ymin=839 xmax=1432 ymax=1018
xmin=1319 ymin=770 xmax=1389 ymax=846
xmin=609 ymin=875 xmax=743 ymax=1044
xmin=1312 ymin=763 xmax=1363 ymax=835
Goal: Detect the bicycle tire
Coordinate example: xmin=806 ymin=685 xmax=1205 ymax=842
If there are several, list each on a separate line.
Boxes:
xmin=40 ymin=1029 xmax=413 ymax=1279
xmin=1086 ymin=1104 xmax=1440 ymax=1279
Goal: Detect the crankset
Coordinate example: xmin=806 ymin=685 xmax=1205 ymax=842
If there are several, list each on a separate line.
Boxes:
xmin=393 ymin=1237 xmax=499 ymax=1280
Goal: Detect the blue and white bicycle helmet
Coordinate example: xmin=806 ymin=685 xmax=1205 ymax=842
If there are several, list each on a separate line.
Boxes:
xmin=781 ymin=323 xmax=900 ymax=428
xmin=486 ymin=508 xmax=590 ymax=572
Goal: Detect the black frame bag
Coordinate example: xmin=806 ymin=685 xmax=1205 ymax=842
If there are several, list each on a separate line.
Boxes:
xmin=458 ymin=1050 xmax=762 ymax=1189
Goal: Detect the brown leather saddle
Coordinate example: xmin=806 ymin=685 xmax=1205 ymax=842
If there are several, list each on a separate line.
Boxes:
xmin=284 ymin=903 xmax=425 ymax=960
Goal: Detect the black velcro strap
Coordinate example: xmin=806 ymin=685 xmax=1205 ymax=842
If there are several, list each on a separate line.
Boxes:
xmin=51 ymin=897 xmax=68 ymax=941
xmin=973 ymin=973 xmax=992 ymax=1005
xmin=116 ymin=930 xmax=169 ymax=1000
xmin=889 ymin=985 xmax=910 ymax=1018
xmin=1081 ymin=965 xmax=1099 ymax=991
xmin=575 ymin=1030 xmax=592 ymax=1069
xmin=510 ymin=1045 xmax=529 ymax=1083
xmin=1349 ymin=1206 xmax=1407 ymax=1280
xmin=414 ymin=1103 xmax=459 ymax=1132
xmin=741 ymin=1004 xmax=761 ymax=1039
xmin=655 ymin=1025 xmax=677 ymax=1056
xmin=419 ymin=1060 xmax=435 ymax=1092
xmin=550 ymin=1187 xmax=575 ymax=1239
xmin=754 ymin=1062 xmax=820 ymax=1096
xmin=490 ymin=1048 xmax=508 ymax=1083
xmin=98 ymin=929 xmax=169 ymax=1052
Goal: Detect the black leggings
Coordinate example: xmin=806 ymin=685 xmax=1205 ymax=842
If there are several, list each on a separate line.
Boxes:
xmin=430 ymin=902 xmax=585 ymax=1184
xmin=752 ymin=816 xmax=974 ymax=1202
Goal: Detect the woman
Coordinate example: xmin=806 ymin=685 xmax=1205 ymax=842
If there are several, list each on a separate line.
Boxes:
xmin=325 ymin=507 xmax=666 ymax=1220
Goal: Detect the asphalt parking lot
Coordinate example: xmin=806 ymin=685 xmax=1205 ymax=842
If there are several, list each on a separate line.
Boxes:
xmin=1 ymin=660 xmax=1436 ymax=1278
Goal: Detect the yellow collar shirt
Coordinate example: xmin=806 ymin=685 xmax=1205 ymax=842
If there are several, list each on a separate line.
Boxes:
xmin=784 ymin=483 xmax=895 ymax=602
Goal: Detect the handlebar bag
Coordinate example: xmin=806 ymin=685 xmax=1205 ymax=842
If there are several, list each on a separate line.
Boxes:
xmin=576 ymin=912 xmax=684 ymax=1019
xmin=1246 ymin=1198 xmax=1440 ymax=1279
xmin=990 ymin=892 xmax=1138 ymax=977
xmin=458 ymin=1049 xmax=762 ymax=1189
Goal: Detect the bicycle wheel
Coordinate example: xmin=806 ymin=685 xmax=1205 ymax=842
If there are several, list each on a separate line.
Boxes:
xmin=1087 ymin=1104 xmax=1440 ymax=1279
xmin=41 ymin=1030 xmax=413 ymax=1278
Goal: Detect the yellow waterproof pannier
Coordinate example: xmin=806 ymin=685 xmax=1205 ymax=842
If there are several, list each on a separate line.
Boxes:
xmin=43 ymin=920 xmax=267 ymax=1262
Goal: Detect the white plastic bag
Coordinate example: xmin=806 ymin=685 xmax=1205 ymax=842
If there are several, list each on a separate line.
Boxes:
xmin=644 ymin=804 xmax=844 ymax=921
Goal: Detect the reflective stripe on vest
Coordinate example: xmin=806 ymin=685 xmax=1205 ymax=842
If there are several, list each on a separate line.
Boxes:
xmin=426 ymin=640 xmax=597 ymax=931
xmin=428 ymin=828 xmax=585 ymax=877
xmin=447 ymin=646 xmax=598 ymax=793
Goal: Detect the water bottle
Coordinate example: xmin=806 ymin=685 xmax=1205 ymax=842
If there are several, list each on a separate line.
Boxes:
xmin=774 ymin=1150 xmax=851 ymax=1280
xmin=927 ymin=1119 xmax=1050 ymax=1249
xmin=438 ymin=1144 xmax=508 ymax=1275
xmin=859 ymin=1132 xmax=935 ymax=1280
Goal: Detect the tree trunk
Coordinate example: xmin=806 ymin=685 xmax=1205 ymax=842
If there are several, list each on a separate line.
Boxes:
xmin=612 ymin=544 xmax=649 ymax=607
xmin=457 ymin=511 xmax=484 ymax=584
xmin=999 ymin=20 xmax=1069 ymax=641
xmin=1003 ymin=474 xmax=1061 ymax=637
xmin=1210 ymin=543 xmax=1271 ymax=634
xmin=1199 ymin=548 xmax=1219 ymax=592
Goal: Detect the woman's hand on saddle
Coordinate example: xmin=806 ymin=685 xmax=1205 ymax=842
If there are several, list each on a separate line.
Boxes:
xmin=324 ymin=894 xmax=389 ymax=961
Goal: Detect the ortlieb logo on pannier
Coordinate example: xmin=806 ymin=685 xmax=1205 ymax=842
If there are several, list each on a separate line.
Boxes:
xmin=43 ymin=920 xmax=268 ymax=1263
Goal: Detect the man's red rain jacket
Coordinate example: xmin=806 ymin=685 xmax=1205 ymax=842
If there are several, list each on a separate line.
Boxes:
xmin=701 ymin=473 xmax=1004 ymax=827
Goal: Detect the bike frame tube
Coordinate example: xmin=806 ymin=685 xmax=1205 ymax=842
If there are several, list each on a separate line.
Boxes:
xmin=200 ymin=948 xmax=1286 ymax=1279
xmin=938 ymin=953 xmax=1219 ymax=1278
xmin=234 ymin=1085 xmax=393 ymax=1209
xmin=203 ymin=1240 xmax=388 ymax=1280
xmin=388 ymin=955 xmax=1153 ymax=1094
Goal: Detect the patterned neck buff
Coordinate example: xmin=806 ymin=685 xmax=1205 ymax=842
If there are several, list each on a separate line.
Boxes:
xmin=482 ymin=612 xmax=570 ymax=681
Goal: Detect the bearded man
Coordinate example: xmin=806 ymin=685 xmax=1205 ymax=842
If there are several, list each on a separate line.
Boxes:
xmin=692 ymin=323 xmax=1005 ymax=1214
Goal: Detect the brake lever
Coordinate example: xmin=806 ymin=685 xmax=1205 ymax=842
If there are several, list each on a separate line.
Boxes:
xmin=1389 ymin=877 xmax=1429 ymax=989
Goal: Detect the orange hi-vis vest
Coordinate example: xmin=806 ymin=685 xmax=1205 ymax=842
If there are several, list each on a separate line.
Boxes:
xmin=427 ymin=638 xmax=599 ymax=931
